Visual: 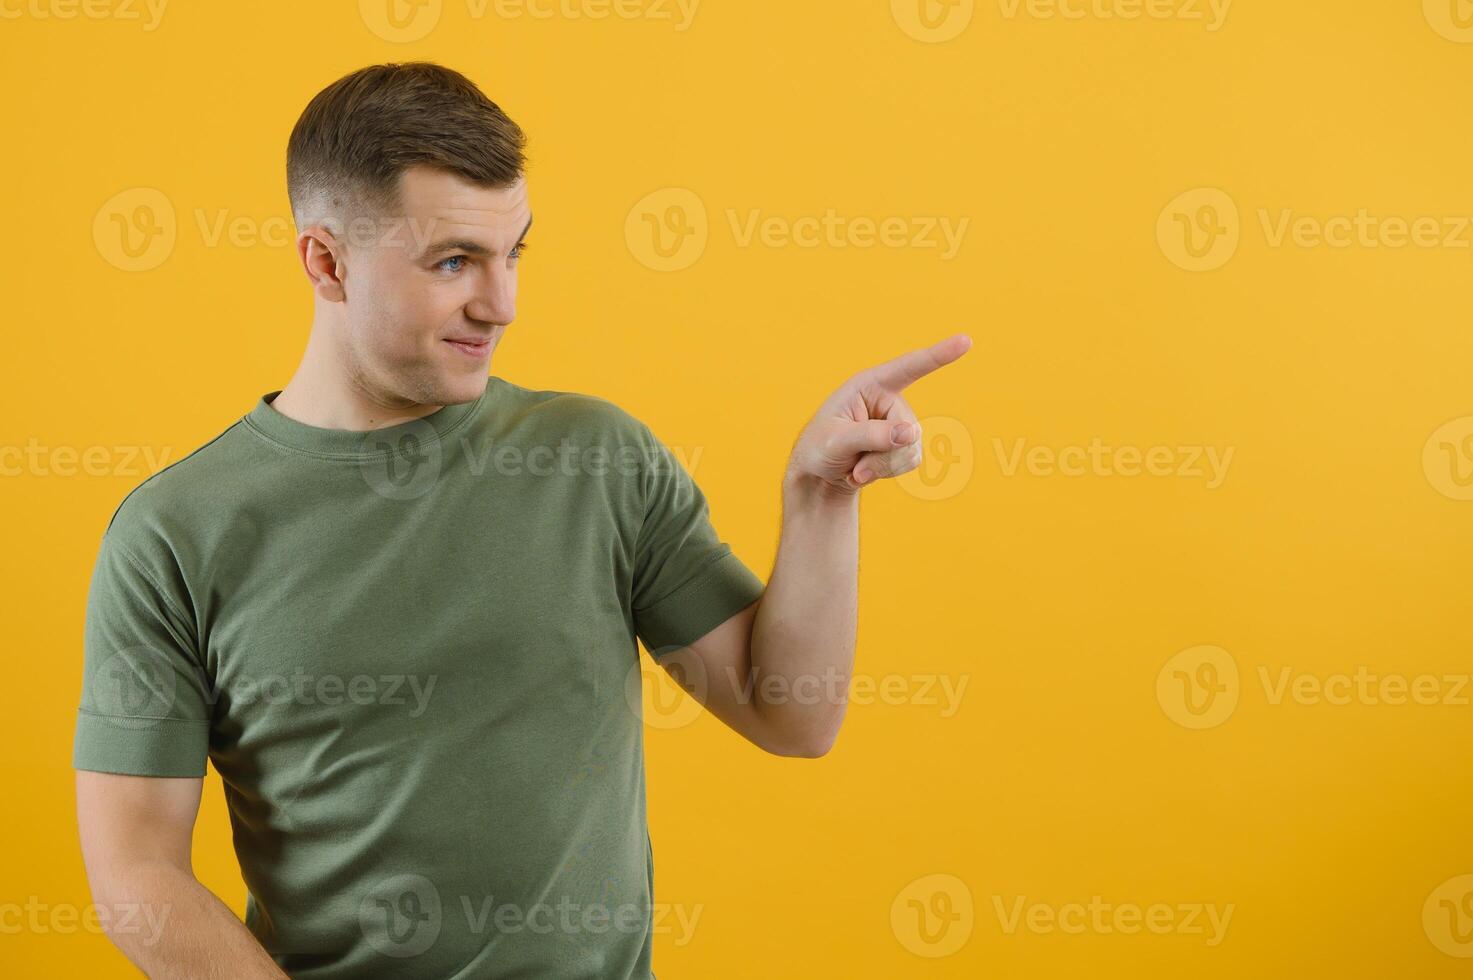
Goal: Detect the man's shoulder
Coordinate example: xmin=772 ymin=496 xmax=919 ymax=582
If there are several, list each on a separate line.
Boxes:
xmin=101 ymin=415 xmax=256 ymax=555
xmin=489 ymin=376 xmax=653 ymax=445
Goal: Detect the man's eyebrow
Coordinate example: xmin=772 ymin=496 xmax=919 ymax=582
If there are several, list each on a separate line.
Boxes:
xmin=421 ymin=238 xmax=493 ymax=259
xmin=419 ymin=216 xmax=534 ymax=259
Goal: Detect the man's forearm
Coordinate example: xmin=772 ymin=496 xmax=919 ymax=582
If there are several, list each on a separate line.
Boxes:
xmin=97 ymin=860 xmax=286 ymax=979
xmin=748 ymin=476 xmax=861 ymax=755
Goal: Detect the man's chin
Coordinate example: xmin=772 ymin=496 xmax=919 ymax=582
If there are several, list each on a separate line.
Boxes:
xmin=430 ymin=370 xmax=491 ymax=406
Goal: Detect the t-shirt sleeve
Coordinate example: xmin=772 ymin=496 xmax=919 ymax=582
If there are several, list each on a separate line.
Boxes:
xmin=630 ymin=423 xmax=766 ymax=657
xmin=73 ymin=526 xmax=212 ymax=777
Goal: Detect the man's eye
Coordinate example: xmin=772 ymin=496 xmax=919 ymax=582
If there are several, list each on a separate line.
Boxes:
xmin=510 ymin=241 xmax=530 ymax=261
xmin=436 ymin=255 xmax=467 ymax=273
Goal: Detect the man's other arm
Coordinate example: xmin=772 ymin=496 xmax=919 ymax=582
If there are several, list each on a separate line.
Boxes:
xmin=75 ymin=770 xmax=287 ymax=978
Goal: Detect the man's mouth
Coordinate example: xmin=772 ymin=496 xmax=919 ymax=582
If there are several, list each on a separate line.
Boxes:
xmin=444 ymin=336 xmax=492 ymax=359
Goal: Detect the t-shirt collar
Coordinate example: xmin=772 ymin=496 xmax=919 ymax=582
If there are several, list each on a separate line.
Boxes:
xmin=242 ymin=379 xmax=495 ymax=457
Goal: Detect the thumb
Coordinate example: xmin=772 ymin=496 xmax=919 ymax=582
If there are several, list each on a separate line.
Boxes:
xmin=827 ymin=418 xmax=918 ymax=461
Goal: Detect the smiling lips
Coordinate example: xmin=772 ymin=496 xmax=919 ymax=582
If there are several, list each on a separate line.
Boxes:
xmin=445 ymin=336 xmax=492 ymax=359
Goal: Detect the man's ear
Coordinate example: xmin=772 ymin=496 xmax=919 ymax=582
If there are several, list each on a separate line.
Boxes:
xmin=297 ymin=225 xmax=347 ymax=303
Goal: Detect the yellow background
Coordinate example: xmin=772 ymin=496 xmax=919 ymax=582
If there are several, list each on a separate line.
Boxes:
xmin=3 ymin=0 xmax=1472 ymax=975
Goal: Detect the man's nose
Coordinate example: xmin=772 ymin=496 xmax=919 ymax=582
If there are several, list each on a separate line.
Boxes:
xmin=465 ymin=268 xmax=515 ymax=326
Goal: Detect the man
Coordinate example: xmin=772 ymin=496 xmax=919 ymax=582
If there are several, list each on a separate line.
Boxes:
xmin=73 ymin=62 xmax=970 ymax=978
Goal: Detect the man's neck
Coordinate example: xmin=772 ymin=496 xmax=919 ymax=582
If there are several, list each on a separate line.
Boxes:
xmin=269 ymin=327 xmax=442 ymax=432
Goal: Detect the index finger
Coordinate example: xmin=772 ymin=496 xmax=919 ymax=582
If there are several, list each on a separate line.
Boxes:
xmin=866 ymin=333 xmax=973 ymax=392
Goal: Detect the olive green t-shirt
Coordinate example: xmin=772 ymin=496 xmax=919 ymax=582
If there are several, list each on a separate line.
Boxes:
xmin=72 ymin=375 xmax=766 ymax=978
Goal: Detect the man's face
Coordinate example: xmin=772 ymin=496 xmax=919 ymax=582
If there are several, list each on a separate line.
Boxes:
xmin=335 ymin=166 xmax=532 ymax=408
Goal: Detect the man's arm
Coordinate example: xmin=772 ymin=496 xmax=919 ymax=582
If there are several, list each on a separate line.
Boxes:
xmin=75 ymin=771 xmax=287 ymax=979
xmin=656 ymin=334 xmax=971 ymax=757
xmin=659 ymin=483 xmax=857 ymax=759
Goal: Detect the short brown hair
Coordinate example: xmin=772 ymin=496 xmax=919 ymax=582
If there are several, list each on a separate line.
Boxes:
xmin=286 ymin=62 xmax=527 ymax=227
